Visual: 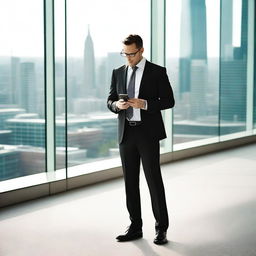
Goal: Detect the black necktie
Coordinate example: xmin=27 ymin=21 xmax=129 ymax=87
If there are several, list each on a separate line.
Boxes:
xmin=126 ymin=66 xmax=138 ymax=120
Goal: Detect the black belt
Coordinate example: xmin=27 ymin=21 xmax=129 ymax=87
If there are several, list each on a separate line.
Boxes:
xmin=126 ymin=120 xmax=142 ymax=126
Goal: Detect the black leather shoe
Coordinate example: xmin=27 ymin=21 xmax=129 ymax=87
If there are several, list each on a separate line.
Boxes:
xmin=153 ymin=231 xmax=168 ymax=245
xmin=116 ymin=227 xmax=143 ymax=242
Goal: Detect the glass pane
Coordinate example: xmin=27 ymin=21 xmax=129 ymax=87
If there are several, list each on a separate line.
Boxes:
xmin=166 ymin=0 xmax=220 ymax=150
xmin=0 ymin=0 xmax=45 ymax=183
xmin=220 ymin=0 xmax=248 ymax=137
xmin=55 ymin=0 xmax=67 ymax=172
xmin=254 ymin=60 xmax=256 ymax=128
xmin=253 ymin=2 xmax=256 ymax=133
xmin=66 ymin=0 xmax=150 ymax=176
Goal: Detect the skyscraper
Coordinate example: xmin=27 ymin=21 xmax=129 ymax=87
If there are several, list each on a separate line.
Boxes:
xmin=19 ymin=62 xmax=37 ymax=113
xmin=11 ymin=57 xmax=20 ymax=105
xmin=83 ymin=27 xmax=96 ymax=97
xmin=179 ymin=0 xmax=207 ymax=60
xmin=179 ymin=0 xmax=207 ymax=92
xmin=190 ymin=0 xmax=207 ymax=60
xmin=178 ymin=0 xmax=208 ymax=119
xmin=220 ymin=0 xmax=248 ymax=125
xmin=221 ymin=0 xmax=233 ymax=60
xmin=234 ymin=0 xmax=248 ymax=60
xmin=0 ymin=58 xmax=9 ymax=104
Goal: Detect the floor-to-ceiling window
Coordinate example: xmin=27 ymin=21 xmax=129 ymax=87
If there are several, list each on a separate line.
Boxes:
xmin=0 ymin=0 xmax=45 ymax=182
xmin=0 ymin=0 xmax=255 ymax=198
xmin=219 ymin=0 xmax=250 ymax=137
xmin=166 ymin=0 xmax=220 ymax=150
xmin=54 ymin=0 xmax=66 ymax=171
xmin=166 ymin=0 xmax=254 ymax=150
xmin=65 ymin=0 xmax=150 ymax=176
xmin=254 ymin=50 xmax=256 ymax=128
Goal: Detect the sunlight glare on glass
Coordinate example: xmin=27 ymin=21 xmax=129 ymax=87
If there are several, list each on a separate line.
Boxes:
xmin=232 ymin=0 xmax=242 ymax=47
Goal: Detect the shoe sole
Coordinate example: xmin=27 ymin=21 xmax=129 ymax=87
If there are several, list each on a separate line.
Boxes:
xmin=116 ymin=234 xmax=143 ymax=242
xmin=153 ymin=239 xmax=168 ymax=245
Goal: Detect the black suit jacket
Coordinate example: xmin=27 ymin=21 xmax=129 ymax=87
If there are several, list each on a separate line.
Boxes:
xmin=107 ymin=60 xmax=175 ymax=144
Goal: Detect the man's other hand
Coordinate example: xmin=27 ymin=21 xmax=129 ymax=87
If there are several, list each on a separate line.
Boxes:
xmin=128 ymin=98 xmax=146 ymax=109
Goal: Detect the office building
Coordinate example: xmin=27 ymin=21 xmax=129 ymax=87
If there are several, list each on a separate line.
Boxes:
xmin=0 ymin=145 xmax=19 ymax=181
xmin=83 ymin=27 xmax=96 ymax=97
xmin=19 ymin=62 xmax=37 ymax=113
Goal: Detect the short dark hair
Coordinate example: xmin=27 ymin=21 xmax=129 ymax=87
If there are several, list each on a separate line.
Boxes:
xmin=122 ymin=34 xmax=143 ymax=49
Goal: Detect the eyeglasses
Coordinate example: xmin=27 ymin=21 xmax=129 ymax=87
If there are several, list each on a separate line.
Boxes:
xmin=120 ymin=48 xmax=141 ymax=57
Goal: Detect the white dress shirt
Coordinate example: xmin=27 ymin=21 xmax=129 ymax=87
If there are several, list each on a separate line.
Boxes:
xmin=126 ymin=57 xmax=146 ymax=121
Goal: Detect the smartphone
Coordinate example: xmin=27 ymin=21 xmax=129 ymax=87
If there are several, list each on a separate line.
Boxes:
xmin=118 ymin=94 xmax=129 ymax=102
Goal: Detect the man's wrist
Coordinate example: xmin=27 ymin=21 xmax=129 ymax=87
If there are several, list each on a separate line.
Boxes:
xmin=113 ymin=101 xmax=119 ymax=112
xmin=142 ymin=100 xmax=148 ymax=110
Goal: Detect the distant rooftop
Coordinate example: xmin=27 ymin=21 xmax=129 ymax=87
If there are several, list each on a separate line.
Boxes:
xmin=5 ymin=112 xmax=116 ymax=125
xmin=174 ymin=120 xmax=245 ymax=127
xmin=0 ymin=130 xmax=12 ymax=134
xmin=0 ymin=108 xmax=25 ymax=113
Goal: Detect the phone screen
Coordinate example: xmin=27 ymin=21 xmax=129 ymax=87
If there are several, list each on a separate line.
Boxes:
xmin=119 ymin=94 xmax=129 ymax=102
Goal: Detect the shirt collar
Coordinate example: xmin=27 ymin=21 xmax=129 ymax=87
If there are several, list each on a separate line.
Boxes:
xmin=127 ymin=57 xmax=146 ymax=71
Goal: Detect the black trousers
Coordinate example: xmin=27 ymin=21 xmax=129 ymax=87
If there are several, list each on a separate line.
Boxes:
xmin=119 ymin=121 xmax=169 ymax=232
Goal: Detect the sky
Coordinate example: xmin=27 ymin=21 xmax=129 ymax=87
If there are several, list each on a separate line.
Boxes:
xmin=0 ymin=0 xmax=242 ymax=58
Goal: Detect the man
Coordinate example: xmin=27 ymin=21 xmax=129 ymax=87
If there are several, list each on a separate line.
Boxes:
xmin=107 ymin=34 xmax=175 ymax=245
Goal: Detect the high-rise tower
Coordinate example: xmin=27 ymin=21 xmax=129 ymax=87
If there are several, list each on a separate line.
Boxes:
xmin=234 ymin=0 xmax=248 ymax=59
xmin=179 ymin=0 xmax=207 ymax=94
xmin=11 ymin=57 xmax=20 ymax=104
xmin=221 ymin=0 xmax=233 ymax=60
xmin=190 ymin=0 xmax=207 ymax=60
xmin=220 ymin=0 xmax=248 ymax=125
xmin=178 ymin=0 xmax=208 ymax=120
xmin=19 ymin=62 xmax=36 ymax=113
xmin=83 ymin=27 xmax=96 ymax=97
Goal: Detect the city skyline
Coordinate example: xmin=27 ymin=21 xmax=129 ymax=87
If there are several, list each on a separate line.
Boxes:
xmin=0 ymin=0 xmax=243 ymax=58
xmin=0 ymin=0 xmax=252 ymax=182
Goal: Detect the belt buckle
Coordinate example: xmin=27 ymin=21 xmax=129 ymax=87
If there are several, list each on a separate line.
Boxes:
xmin=129 ymin=121 xmax=137 ymax=126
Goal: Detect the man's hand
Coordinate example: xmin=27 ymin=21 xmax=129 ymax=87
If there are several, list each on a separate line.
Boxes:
xmin=116 ymin=100 xmax=130 ymax=110
xmin=128 ymin=98 xmax=146 ymax=109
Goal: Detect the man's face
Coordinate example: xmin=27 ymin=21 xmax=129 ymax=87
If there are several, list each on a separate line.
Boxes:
xmin=122 ymin=43 xmax=144 ymax=67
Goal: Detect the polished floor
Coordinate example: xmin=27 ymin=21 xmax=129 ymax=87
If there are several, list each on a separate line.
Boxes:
xmin=1 ymin=143 xmax=256 ymax=256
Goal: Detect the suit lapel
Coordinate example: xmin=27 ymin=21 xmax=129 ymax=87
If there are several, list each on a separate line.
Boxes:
xmin=121 ymin=65 xmax=128 ymax=93
xmin=138 ymin=61 xmax=151 ymax=98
